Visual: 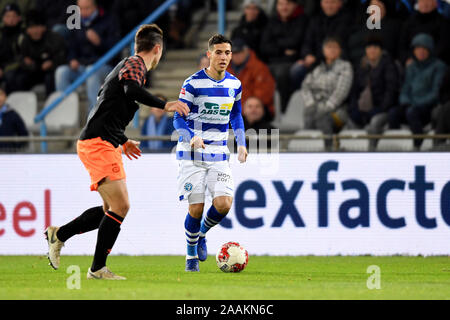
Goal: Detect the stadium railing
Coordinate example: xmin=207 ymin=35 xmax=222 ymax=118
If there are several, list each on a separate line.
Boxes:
xmin=2 ymin=133 xmax=450 ymax=154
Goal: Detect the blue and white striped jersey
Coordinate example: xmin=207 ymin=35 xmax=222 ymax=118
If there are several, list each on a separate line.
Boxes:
xmin=173 ymin=69 xmax=246 ymax=162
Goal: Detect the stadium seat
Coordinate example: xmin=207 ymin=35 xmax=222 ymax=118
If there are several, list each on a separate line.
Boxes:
xmin=6 ymin=91 xmax=38 ymax=130
xmin=43 ymin=91 xmax=80 ymax=132
xmin=421 ymin=130 xmax=435 ymax=151
xmin=277 ymin=89 xmax=305 ymax=132
xmin=287 ymin=129 xmax=325 ymax=152
xmin=338 ymin=129 xmax=369 ymax=151
xmin=376 ymin=129 xmax=414 ymax=151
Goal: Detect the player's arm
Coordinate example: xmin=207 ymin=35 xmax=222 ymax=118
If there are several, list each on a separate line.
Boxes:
xmin=173 ymin=82 xmax=205 ymax=148
xmin=123 ymin=80 xmax=188 ymax=115
xmin=230 ymin=89 xmax=247 ymax=163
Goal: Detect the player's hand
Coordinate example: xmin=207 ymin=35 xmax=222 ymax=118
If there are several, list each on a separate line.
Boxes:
xmin=190 ymin=136 xmax=205 ymax=149
xmin=122 ymin=139 xmax=142 ymax=160
xmin=238 ymin=146 xmax=248 ymax=163
xmin=164 ymin=100 xmax=189 ymax=116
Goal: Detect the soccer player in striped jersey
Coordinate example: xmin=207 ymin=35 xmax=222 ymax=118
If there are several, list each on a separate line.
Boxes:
xmin=174 ymin=34 xmax=248 ymax=272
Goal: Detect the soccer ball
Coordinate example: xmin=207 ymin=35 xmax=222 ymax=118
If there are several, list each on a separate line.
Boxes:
xmin=216 ymin=241 xmax=248 ymax=273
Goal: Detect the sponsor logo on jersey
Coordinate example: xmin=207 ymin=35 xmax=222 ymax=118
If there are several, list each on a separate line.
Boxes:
xmin=201 ymin=102 xmax=232 ymax=116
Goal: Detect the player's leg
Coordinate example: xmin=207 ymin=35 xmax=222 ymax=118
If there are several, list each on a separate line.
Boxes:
xmin=45 ymin=201 xmax=108 ymax=270
xmin=178 ymin=161 xmax=207 ymax=272
xmin=87 ymin=178 xmax=129 ymax=280
xmin=198 ymin=164 xmax=234 ymax=261
xmin=184 ymin=201 xmax=204 ymax=272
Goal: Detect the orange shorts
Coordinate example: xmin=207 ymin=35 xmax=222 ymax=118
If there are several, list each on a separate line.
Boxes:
xmin=77 ymin=137 xmax=126 ymax=191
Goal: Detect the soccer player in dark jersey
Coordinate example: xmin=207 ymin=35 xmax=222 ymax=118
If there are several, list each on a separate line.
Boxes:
xmin=44 ymin=24 xmax=189 ymax=280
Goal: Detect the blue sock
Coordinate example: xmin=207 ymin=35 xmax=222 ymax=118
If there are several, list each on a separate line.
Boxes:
xmin=185 ymin=213 xmax=200 ymax=259
xmin=199 ymin=205 xmax=225 ymax=237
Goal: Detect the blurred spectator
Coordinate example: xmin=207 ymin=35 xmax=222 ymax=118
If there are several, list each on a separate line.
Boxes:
xmin=198 ymin=53 xmax=209 ymax=70
xmin=347 ymin=36 xmax=399 ymax=148
xmin=242 ymin=96 xmax=275 ymax=151
xmin=433 ymin=69 xmax=450 ymax=146
xmin=290 ymin=0 xmax=352 ymax=100
xmin=227 ymin=38 xmax=276 ymax=120
xmin=0 ymin=0 xmax=35 ymax=18
xmin=0 ymin=3 xmax=23 ymax=93
xmin=347 ymin=0 xmax=402 ymax=65
xmin=388 ymin=33 xmax=447 ymax=149
xmin=438 ymin=0 xmax=450 ymax=18
xmin=55 ymin=0 xmax=119 ymax=110
xmin=260 ymin=0 xmax=307 ymax=113
xmin=7 ymin=10 xmax=66 ymax=95
xmin=0 ymin=86 xmax=28 ymax=151
xmin=140 ymin=94 xmax=176 ymax=151
xmin=399 ymin=0 xmax=450 ymax=66
xmin=35 ymin=0 xmax=75 ymax=42
xmin=231 ymin=0 xmax=268 ymax=60
xmin=301 ymin=37 xmax=353 ymax=140
xmin=243 ymin=96 xmax=275 ymax=131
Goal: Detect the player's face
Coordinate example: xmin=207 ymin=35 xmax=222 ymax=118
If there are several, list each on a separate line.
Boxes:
xmin=208 ymin=43 xmax=232 ymax=73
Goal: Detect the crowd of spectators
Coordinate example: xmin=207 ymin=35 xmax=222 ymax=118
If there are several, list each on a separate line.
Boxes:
xmin=230 ymin=0 xmax=449 ymax=150
xmin=1 ymin=0 xmax=450 ymax=152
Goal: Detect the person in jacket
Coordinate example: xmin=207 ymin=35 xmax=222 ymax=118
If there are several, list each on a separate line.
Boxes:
xmin=388 ymin=33 xmax=447 ymax=149
xmin=398 ymin=0 xmax=450 ymax=66
xmin=227 ymin=37 xmax=276 ymax=120
xmin=0 ymin=3 xmax=23 ymax=93
xmin=231 ymin=0 xmax=268 ymax=60
xmin=348 ymin=36 xmax=399 ymax=141
xmin=0 ymin=87 xmax=28 ymax=151
xmin=7 ymin=10 xmax=66 ymax=95
xmin=301 ymin=37 xmax=353 ymax=140
xmin=54 ymin=0 xmax=119 ymax=110
xmin=260 ymin=0 xmax=308 ymax=113
xmin=347 ymin=0 xmax=402 ymax=65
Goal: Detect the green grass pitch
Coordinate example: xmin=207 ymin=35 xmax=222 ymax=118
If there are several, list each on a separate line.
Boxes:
xmin=0 ymin=255 xmax=448 ymax=300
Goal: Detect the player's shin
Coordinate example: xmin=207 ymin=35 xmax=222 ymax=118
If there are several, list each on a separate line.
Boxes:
xmin=199 ymin=205 xmax=226 ymax=237
xmin=91 ymin=211 xmax=123 ymax=272
xmin=56 ymin=206 xmax=105 ymax=242
xmin=184 ymin=213 xmax=201 ymax=259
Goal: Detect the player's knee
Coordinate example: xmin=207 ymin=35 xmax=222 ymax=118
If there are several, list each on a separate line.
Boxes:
xmin=189 ymin=203 xmax=204 ymax=218
xmin=213 ymin=197 xmax=232 ymax=214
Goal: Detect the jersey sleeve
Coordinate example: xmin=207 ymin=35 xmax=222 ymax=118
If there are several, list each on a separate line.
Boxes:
xmin=173 ymin=79 xmax=196 ymax=141
xmin=118 ymin=57 xmax=146 ymax=87
xmin=230 ymin=84 xmax=246 ymax=147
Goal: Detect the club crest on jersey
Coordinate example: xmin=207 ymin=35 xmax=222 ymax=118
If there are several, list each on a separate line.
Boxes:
xmin=184 ymin=182 xmax=193 ymax=192
xmin=228 ymin=88 xmax=235 ymax=98
xmin=180 ymin=88 xmax=186 ymax=96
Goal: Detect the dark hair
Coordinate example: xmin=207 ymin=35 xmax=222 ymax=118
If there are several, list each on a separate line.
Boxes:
xmin=208 ymin=34 xmax=232 ymax=51
xmin=322 ymin=36 xmax=342 ymax=48
xmin=135 ymin=24 xmax=163 ymax=53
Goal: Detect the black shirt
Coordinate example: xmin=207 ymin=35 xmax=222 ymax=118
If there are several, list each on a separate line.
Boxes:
xmin=79 ymin=55 xmax=164 ymax=147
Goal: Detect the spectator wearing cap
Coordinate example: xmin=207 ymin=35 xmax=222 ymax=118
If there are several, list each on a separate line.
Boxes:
xmin=0 ymin=0 xmax=35 ymax=18
xmin=399 ymin=0 xmax=450 ymax=66
xmin=7 ymin=10 xmax=66 ymax=95
xmin=389 ymin=33 xmax=447 ymax=149
xmin=0 ymin=3 xmax=23 ymax=92
xmin=290 ymin=0 xmax=352 ymax=103
xmin=347 ymin=35 xmax=399 ymax=148
xmin=231 ymin=0 xmax=268 ymax=60
xmin=54 ymin=0 xmax=119 ymax=111
xmin=260 ymin=0 xmax=308 ymax=113
xmin=228 ymin=38 xmax=276 ymax=120
xmin=0 ymin=86 xmax=28 ymax=151
xmin=347 ymin=0 xmax=402 ymax=65
xmin=300 ymin=37 xmax=353 ymax=142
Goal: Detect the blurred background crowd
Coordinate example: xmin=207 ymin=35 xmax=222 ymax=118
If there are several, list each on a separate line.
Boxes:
xmin=0 ymin=0 xmax=449 ymax=152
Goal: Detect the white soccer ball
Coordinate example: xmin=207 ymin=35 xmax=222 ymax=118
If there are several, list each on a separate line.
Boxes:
xmin=216 ymin=241 xmax=249 ymax=273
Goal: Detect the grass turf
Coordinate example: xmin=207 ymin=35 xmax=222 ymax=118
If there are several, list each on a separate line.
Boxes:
xmin=0 ymin=255 xmax=448 ymax=300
